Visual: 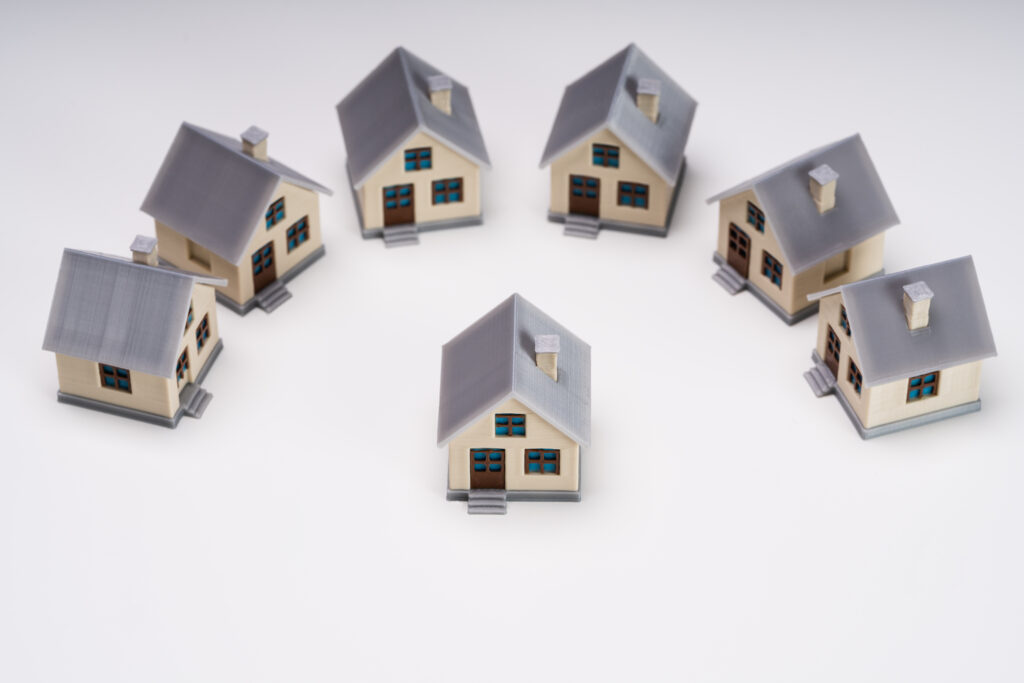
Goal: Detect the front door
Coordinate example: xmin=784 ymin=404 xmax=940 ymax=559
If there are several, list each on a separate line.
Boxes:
xmin=568 ymin=175 xmax=600 ymax=216
xmin=251 ymin=241 xmax=276 ymax=293
xmin=726 ymin=223 xmax=751 ymax=278
xmin=470 ymin=448 xmax=505 ymax=489
xmin=825 ymin=325 xmax=841 ymax=378
xmin=383 ymin=184 xmax=415 ymax=226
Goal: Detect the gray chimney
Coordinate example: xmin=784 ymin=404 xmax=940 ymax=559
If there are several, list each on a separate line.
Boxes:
xmin=902 ymin=281 xmax=934 ymax=330
xmin=428 ymin=75 xmax=453 ymax=115
xmin=535 ymin=335 xmax=560 ymax=382
xmin=241 ymin=126 xmax=269 ymax=161
xmin=809 ymin=164 xmax=839 ymax=214
xmin=130 ymin=234 xmax=158 ymax=266
xmin=636 ymin=78 xmax=661 ymax=123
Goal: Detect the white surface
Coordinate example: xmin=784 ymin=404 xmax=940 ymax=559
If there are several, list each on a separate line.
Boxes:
xmin=2 ymin=1 xmax=1023 ymax=681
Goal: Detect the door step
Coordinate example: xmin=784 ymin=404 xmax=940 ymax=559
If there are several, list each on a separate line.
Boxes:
xmin=564 ymin=214 xmax=600 ymax=239
xmin=467 ymin=489 xmax=508 ymax=515
xmin=255 ymin=280 xmax=292 ymax=313
xmin=712 ymin=264 xmax=747 ymax=295
xmin=803 ymin=359 xmax=837 ymax=397
xmin=179 ymin=383 xmax=213 ymax=418
xmin=383 ymin=224 xmax=420 ymax=247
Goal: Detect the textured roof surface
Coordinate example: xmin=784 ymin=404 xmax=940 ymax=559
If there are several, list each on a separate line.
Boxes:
xmin=812 ymin=256 xmax=996 ymax=386
xmin=539 ymin=43 xmax=697 ymax=184
xmin=707 ymin=134 xmax=899 ymax=274
xmin=141 ymin=123 xmax=332 ymax=265
xmin=337 ymin=47 xmax=491 ymax=188
xmin=437 ymin=294 xmax=591 ymax=447
xmin=42 ymin=250 xmax=213 ymax=379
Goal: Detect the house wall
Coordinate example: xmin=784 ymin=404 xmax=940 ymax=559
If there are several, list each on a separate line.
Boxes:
xmin=55 ymin=354 xmax=178 ymax=418
xmin=175 ymin=282 xmax=220 ymax=390
xmin=155 ymin=180 xmax=323 ymax=305
xmin=357 ymin=130 xmax=481 ymax=231
xmin=716 ymin=190 xmax=886 ymax=315
xmin=448 ymin=398 xmax=580 ymax=492
xmin=549 ymin=127 xmax=673 ymax=230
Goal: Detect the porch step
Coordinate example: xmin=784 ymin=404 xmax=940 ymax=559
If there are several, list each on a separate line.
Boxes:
xmin=803 ymin=359 xmax=837 ymax=398
xmin=255 ymin=280 xmax=292 ymax=313
xmin=383 ymin=224 xmax=420 ymax=247
xmin=712 ymin=263 xmax=747 ymax=295
xmin=179 ymin=383 xmax=213 ymax=418
xmin=564 ymin=214 xmax=600 ymax=239
xmin=467 ymin=489 xmax=508 ymax=515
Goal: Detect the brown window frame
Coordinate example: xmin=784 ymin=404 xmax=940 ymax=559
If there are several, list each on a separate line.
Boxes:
xmin=907 ymin=371 xmax=940 ymax=402
xmin=183 ymin=302 xmax=194 ymax=336
xmin=839 ymin=305 xmax=852 ymax=336
xmin=525 ymin=449 xmax=560 ymax=475
xmin=431 ymin=177 xmax=464 ymax=205
xmin=266 ymin=197 xmax=285 ymax=229
xmin=592 ymin=144 xmax=620 ymax=168
xmin=494 ymin=413 xmax=526 ymax=437
xmin=176 ymin=349 xmax=190 ymax=383
xmin=286 ymin=216 xmax=309 ymax=253
xmin=195 ymin=314 xmax=211 ymax=354
xmin=847 ymin=359 xmax=863 ymax=395
xmin=747 ymin=201 xmax=765 ymax=232
xmin=99 ymin=364 xmax=132 ymax=393
xmin=762 ymin=251 xmax=783 ymax=288
xmin=404 ymin=147 xmax=432 ymax=171
xmin=617 ymin=181 xmax=649 ymax=209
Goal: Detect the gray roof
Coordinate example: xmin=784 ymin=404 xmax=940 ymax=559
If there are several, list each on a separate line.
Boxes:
xmin=539 ymin=43 xmax=697 ymax=184
xmin=809 ymin=256 xmax=996 ymax=386
xmin=42 ymin=249 xmax=223 ymax=379
xmin=707 ymin=134 xmax=899 ymax=274
xmin=337 ymin=47 xmax=491 ymax=188
xmin=141 ymin=122 xmax=332 ymax=265
xmin=437 ymin=294 xmax=591 ymax=447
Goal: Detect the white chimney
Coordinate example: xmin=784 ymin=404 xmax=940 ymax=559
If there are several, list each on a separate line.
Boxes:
xmin=428 ymin=75 xmax=453 ymax=115
xmin=241 ymin=125 xmax=268 ymax=161
xmin=809 ymin=164 xmax=839 ymax=214
xmin=535 ymin=335 xmax=560 ymax=382
xmin=636 ymin=78 xmax=661 ymax=123
xmin=902 ymin=281 xmax=934 ymax=330
xmin=130 ymin=234 xmax=159 ymax=266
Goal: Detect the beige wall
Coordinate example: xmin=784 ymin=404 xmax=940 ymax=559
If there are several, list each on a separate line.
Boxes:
xmin=549 ymin=127 xmax=673 ymax=230
xmin=55 ymin=354 xmax=178 ymax=418
xmin=357 ymin=130 xmax=481 ymax=231
xmin=156 ymin=180 xmax=323 ymax=305
xmin=448 ymin=398 xmax=580 ymax=492
xmin=716 ymin=190 xmax=886 ymax=315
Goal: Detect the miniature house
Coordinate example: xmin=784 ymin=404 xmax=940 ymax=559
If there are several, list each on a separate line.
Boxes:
xmin=708 ymin=134 xmax=900 ymax=324
xmin=438 ymin=294 xmax=591 ymax=514
xmin=336 ymin=47 xmax=490 ymax=247
xmin=540 ymin=43 xmax=697 ymax=239
xmin=141 ymin=122 xmax=333 ymax=315
xmin=803 ymin=256 xmax=996 ymax=438
xmin=42 ymin=237 xmax=225 ymax=427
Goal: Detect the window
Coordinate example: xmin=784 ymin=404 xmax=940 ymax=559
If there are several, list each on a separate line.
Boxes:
xmin=848 ymin=359 xmax=863 ymax=395
xmin=907 ymin=371 xmax=940 ymax=402
xmin=495 ymin=413 xmax=525 ymax=437
xmin=471 ymin=449 xmax=504 ymax=473
xmin=762 ymin=251 xmax=783 ymax=288
xmin=839 ymin=305 xmax=852 ymax=336
xmin=404 ymin=148 xmax=432 ymax=171
xmin=617 ymin=182 xmax=649 ymax=208
xmin=525 ymin=449 xmax=560 ymax=475
xmin=286 ymin=216 xmax=310 ymax=252
xmin=99 ymin=364 xmax=132 ymax=393
xmin=432 ymin=178 xmax=463 ymax=204
xmin=176 ymin=349 xmax=190 ymax=383
xmin=592 ymin=144 xmax=620 ymax=168
xmin=383 ymin=184 xmax=413 ymax=209
xmin=195 ymin=314 xmax=211 ymax=353
xmin=183 ymin=302 xmax=194 ymax=335
xmin=747 ymin=202 xmax=765 ymax=232
xmin=826 ymin=326 xmax=841 ymax=366
xmin=265 ymin=197 xmax=285 ymax=229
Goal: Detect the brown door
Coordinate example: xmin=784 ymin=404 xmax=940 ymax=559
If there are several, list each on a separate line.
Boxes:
xmin=726 ymin=223 xmax=751 ymax=278
xmin=825 ymin=325 xmax=841 ymax=377
xmin=568 ymin=175 xmax=600 ymax=216
xmin=383 ymin=184 xmax=415 ymax=226
xmin=470 ymin=449 xmax=505 ymax=489
xmin=251 ymin=241 xmax=276 ymax=293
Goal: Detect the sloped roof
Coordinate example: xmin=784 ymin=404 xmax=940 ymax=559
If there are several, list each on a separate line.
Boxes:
xmin=707 ymin=134 xmax=899 ymax=274
xmin=437 ymin=294 xmax=591 ymax=447
xmin=809 ymin=256 xmax=996 ymax=386
xmin=141 ymin=123 xmax=332 ymax=265
xmin=539 ymin=43 xmax=697 ymax=184
xmin=42 ymin=250 xmax=224 ymax=379
xmin=337 ymin=47 xmax=491 ymax=188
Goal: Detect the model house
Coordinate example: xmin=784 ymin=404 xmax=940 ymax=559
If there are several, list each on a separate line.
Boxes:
xmin=803 ymin=256 xmax=996 ymax=438
xmin=336 ymin=47 xmax=490 ymax=247
xmin=42 ymin=237 xmax=225 ymax=427
xmin=540 ymin=43 xmax=697 ymax=239
xmin=438 ymin=294 xmax=591 ymax=514
xmin=708 ymin=134 xmax=900 ymax=324
xmin=141 ymin=122 xmax=332 ymax=315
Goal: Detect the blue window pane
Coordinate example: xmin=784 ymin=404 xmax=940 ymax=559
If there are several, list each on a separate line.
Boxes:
xmin=405 ymin=152 xmax=416 ymax=160
xmin=773 ymin=276 xmax=781 ymax=285
xmin=593 ymin=157 xmax=603 ymax=165
xmin=118 ymin=379 xmax=129 ymax=389
xmin=448 ymin=181 xmax=460 ymax=189
xmin=420 ymin=150 xmax=431 ymax=158
xmin=495 ymin=427 xmax=508 ymax=436
xmin=572 ymin=177 xmax=583 ymax=186
xmin=489 ymin=454 xmax=502 ymax=462
xmin=474 ymin=464 xmax=486 ymax=472
xmin=435 ymin=182 xmax=445 ymax=191
xmin=405 ymin=161 xmax=415 ymax=170
xmin=399 ymin=187 xmax=411 ymax=196
xmin=528 ymin=453 xmax=540 ymax=460
xmin=586 ymin=191 xmax=597 ymax=198
xmin=910 ymin=378 xmax=922 ymax=387
xmin=435 ymin=194 xmax=445 ymax=203
xmin=635 ymin=186 xmax=646 ymax=194
xmin=621 ymin=184 xmax=633 ymax=192
xmin=511 ymin=417 xmax=525 ymax=424
xmin=924 ymin=374 xmax=936 ymax=383
xmin=299 ymin=233 xmax=307 ymax=243
xmin=909 ymin=389 xmax=920 ymax=399
xmin=473 ymin=452 xmax=486 ymax=461
xmin=385 ymin=189 xmax=397 ymax=198
xmin=620 ymin=196 xmax=632 ymax=205
xmin=399 ymin=199 xmax=410 ymax=207
xmin=289 ymin=240 xmax=296 ymax=249
xmin=104 ymin=377 xmax=115 ymax=386
xmin=511 ymin=426 xmax=525 ymax=436
xmin=496 ymin=417 xmax=508 ymax=424
xmin=544 ymin=453 xmax=557 ymax=460
xmin=572 ymin=189 xmax=583 ymax=197
xmin=488 ymin=464 xmax=501 ymax=472
xmin=608 ymin=149 xmax=619 ymax=156
xmin=253 ymin=254 xmax=260 ymax=264
xmin=543 ymin=463 xmax=556 ymax=473
xmin=287 ymin=228 xmax=295 ymax=237
xmin=385 ymin=201 xmax=397 ymax=209
xmin=263 ymin=247 xmax=271 ymax=257
xmin=586 ymin=179 xmax=597 ymax=187
xmin=448 ymin=193 xmax=460 ymax=202
xmin=263 ymin=259 xmax=271 ymax=268
xmin=609 ymin=159 xmax=619 ymax=167
xmin=116 ymin=368 xmax=128 ymax=377
xmin=528 ymin=463 xmax=540 ymax=473
xmin=636 ymin=198 xmax=646 ymax=207
xmin=276 ymin=211 xmax=284 ymax=221
xmin=102 ymin=365 xmax=113 ymax=373
xmin=421 ymin=160 xmax=431 ymax=169
xmin=923 ymin=386 xmax=934 ymax=395
xmin=253 ymin=265 xmax=262 ymax=275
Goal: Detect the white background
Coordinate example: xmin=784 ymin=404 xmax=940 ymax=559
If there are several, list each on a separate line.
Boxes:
xmin=2 ymin=0 xmax=1023 ymax=681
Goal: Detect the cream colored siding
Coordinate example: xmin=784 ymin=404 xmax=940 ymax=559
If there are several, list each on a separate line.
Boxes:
xmin=549 ymin=127 xmax=672 ymax=230
xmin=357 ymin=130 xmax=481 ymax=231
xmin=816 ymin=293 xmax=869 ymax=426
xmin=156 ymin=222 xmax=246 ymax=304
xmin=176 ymin=283 xmax=220 ymax=386
xmin=448 ymin=398 xmax=580 ymax=492
xmin=55 ymin=354 xmax=178 ymax=418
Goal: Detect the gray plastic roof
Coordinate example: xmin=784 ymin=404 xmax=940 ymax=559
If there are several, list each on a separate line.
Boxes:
xmin=707 ymin=134 xmax=899 ymax=274
xmin=141 ymin=122 xmax=332 ymax=265
xmin=337 ymin=47 xmax=491 ymax=188
xmin=437 ymin=294 xmax=591 ymax=447
xmin=539 ymin=43 xmax=697 ymax=184
xmin=809 ymin=256 xmax=996 ymax=386
xmin=42 ymin=249 xmax=217 ymax=379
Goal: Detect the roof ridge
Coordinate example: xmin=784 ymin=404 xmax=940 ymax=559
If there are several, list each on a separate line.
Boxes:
xmin=395 ymin=47 xmax=426 ymax=129
xmin=182 ymin=122 xmax=280 ymax=180
xmin=509 ymin=293 xmax=520 ymax=391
